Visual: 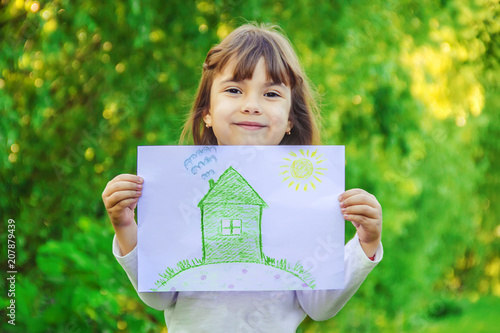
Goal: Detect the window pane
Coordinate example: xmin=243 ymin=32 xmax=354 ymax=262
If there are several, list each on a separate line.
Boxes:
xmin=233 ymin=227 xmax=241 ymax=235
xmin=222 ymin=228 xmax=231 ymax=235
xmin=232 ymin=219 xmax=241 ymax=227
xmin=222 ymin=219 xmax=231 ymax=228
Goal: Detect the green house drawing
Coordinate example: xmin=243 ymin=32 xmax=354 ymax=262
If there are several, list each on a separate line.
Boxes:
xmin=198 ymin=166 xmax=268 ymax=265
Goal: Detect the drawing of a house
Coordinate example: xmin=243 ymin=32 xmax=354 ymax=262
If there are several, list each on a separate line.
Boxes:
xmin=198 ymin=166 xmax=268 ymax=265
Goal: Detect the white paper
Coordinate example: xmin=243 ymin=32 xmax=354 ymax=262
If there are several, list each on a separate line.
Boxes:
xmin=137 ymin=145 xmax=345 ymax=292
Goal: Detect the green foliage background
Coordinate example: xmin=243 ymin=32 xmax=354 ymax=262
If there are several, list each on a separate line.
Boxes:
xmin=1 ymin=0 xmax=499 ymax=332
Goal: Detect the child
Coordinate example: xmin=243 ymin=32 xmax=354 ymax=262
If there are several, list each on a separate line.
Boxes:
xmin=102 ymin=23 xmax=383 ymax=332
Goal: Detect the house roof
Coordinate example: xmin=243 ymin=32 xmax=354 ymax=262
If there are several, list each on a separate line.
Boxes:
xmin=198 ymin=166 xmax=268 ymax=208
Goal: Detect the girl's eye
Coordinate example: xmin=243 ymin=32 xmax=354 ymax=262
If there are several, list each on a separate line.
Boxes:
xmin=265 ymin=92 xmax=280 ymax=98
xmin=226 ymin=88 xmax=241 ymax=94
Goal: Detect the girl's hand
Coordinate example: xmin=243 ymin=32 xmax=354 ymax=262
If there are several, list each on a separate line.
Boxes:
xmin=339 ymin=188 xmax=382 ymax=258
xmin=102 ymin=174 xmax=143 ymax=228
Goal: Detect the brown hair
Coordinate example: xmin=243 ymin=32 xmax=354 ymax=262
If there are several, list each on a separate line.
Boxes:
xmin=180 ymin=23 xmax=321 ymax=145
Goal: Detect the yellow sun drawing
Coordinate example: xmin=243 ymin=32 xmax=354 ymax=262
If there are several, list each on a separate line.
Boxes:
xmin=280 ymin=149 xmax=327 ymax=191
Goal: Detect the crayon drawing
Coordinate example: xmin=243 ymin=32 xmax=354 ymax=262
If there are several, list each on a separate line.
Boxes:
xmin=183 ymin=146 xmax=217 ymax=179
xmin=280 ymin=148 xmax=328 ymax=191
xmin=137 ymin=145 xmax=345 ymax=292
xmin=152 ymin=167 xmax=315 ymax=291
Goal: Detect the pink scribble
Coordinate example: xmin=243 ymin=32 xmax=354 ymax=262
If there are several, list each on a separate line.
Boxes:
xmin=170 ymin=287 xmax=176 ymax=291
xmin=201 ymin=275 xmax=207 ymax=280
xmin=274 ymin=274 xmax=280 ymax=279
xmin=302 ymin=283 xmax=308 ymax=288
xmin=242 ymin=269 xmax=248 ymax=274
xmin=228 ymin=284 xmax=234 ymax=289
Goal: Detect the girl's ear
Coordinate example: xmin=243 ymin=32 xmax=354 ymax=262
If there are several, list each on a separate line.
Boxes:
xmin=286 ymin=119 xmax=293 ymax=132
xmin=203 ymin=109 xmax=212 ymax=127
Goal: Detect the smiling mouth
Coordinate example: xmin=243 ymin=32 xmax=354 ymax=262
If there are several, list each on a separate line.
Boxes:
xmin=234 ymin=121 xmax=267 ymax=130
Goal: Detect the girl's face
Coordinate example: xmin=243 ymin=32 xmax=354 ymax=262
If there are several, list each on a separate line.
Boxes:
xmin=203 ymin=57 xmax=292 ymax=145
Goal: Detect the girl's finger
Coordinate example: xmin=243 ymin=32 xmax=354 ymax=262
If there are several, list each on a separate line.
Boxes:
xmin=343 ymin=213 xmax=376 ymax=227
xmin=341 ymin=204 xmax=379 ymax=219
xmin=105 ymin=181 xmax=143 ymax=196
xmin=112 ymin=174 xmax=143 ymax=184
xmin=339 ymin=188 xmax=370 ymax=201
xmin=341 ymin=193 xmax=380 ymax=210
xmin=116 ymin=197 xmax=139 ymax=210
xmin=107 ymin=198 xmax=139 ymax=218
xmin=102 ymin=178 xmax=143 ymax=199
xmin=103 ymin=175 xmax=142 ymax=196
xmin=105 ymin=190 xmax=141 ymax=208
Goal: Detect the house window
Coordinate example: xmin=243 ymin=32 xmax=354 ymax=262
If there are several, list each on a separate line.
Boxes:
xmin=221 ymin=219 xmax=241 ymax=236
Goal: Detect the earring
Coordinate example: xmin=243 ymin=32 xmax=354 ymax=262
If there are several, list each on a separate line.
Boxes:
xmin=206 ymin=124 xmax=211 ymax=128
xmin=287 ymin=130 xmax=291 ymax=135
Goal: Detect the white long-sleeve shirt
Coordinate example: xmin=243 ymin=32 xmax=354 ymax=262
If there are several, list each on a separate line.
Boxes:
xmin=113 ymin=233 xmax=382 ymax=332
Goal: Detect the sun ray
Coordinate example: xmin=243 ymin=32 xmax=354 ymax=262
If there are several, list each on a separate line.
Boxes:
xmin=299 ymin=149 xmax=305 ymax=156
xmin=304 ymin=183 xmax=308 ymax=191
xmin=310 ymin=181 xmax=316 ymax=189
xmin=295 ymin=184 xmax=300 ymax=191
xmin=315 ymin=171 xmax=324 ymax=175
xmin=288 ymin=181 xmax=295 ymax=187
xmin=314 ymin=176 xmax=322 ymax=183
xmin=311 ymin=149 xmax=317 ymax=157
xmin=283 ymin=158 xmax=291 ymax=161
xmin=279 ymin=170 xmax=289 ymax=175
xmin=283 ymin=176 xmax=291 ymax=181
xmin=289 ymin=151 xmax=297 ymax=157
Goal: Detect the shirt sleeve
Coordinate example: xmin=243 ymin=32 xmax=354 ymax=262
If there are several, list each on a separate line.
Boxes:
xmin=296 ymin=234 xmax=383 ymax=321
xmin=112 ymin=235 xmax=178 ymax=311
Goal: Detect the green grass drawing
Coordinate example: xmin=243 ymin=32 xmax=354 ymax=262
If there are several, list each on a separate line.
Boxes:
xmin=152 ymin=258 xmax=204 ymax=291
xmin=263 ymin=256 xmax=316 ymax=289
xmin=152 ymin=166 xmax=317 ymax=291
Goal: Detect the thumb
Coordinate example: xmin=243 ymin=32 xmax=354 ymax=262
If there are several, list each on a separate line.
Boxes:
xmin=128 ymin=199 xmax=138 ymax=211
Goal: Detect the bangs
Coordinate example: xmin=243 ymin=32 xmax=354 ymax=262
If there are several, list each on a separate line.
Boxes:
xmin=216 ymin=34 xmax=296 ymax=87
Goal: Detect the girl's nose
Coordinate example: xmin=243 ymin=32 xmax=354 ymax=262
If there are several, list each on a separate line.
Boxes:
xmin=241 ymin=94 xmax=262 ymax=114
